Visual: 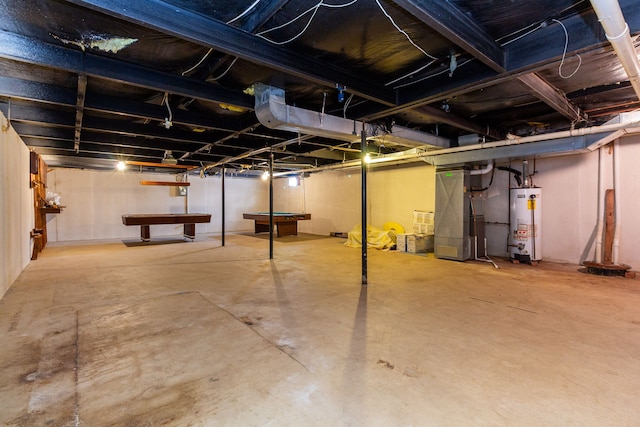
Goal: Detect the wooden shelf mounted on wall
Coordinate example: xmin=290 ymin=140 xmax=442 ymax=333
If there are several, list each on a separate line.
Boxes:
xmin=139 ymin=181 xmax=191 ymax=187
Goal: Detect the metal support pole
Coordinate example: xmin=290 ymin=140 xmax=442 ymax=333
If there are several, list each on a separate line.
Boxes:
xmin=361 ymin=129 xmax=368 ymax=286
xmin=269 ymin=148 xmax=274 ymax=260
xmin=221 ymin=165 xmax=225 ymax=247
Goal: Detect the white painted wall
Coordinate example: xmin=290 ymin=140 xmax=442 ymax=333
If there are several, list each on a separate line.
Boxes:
xmin=0 ymin=112 xmax=33 ymax=299
xmin=275 ymin=135 xmax=640 ymax=268
xmin=46 ymin=168 xmax=268 ymax=241
xmin=481 ymin=134 xmax=640 ymax=267
xmin=274 ymin=163 xmax=436 ymax=235
xmin=4 ymin=121 xmax=639 ymax=273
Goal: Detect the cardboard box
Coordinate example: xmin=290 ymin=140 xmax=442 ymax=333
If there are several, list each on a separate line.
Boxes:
xmin=396 ymin=233 xmax=408 ymax=252
xmin=407 ymin=234 xmax=434 ymax=253
xmin=413 ymin=210 xmax=435 ymax=224
xmin=413 ymin=223 xmax=434 ymax=235
xmin=413 ymin=210 xmax=435 ymax=235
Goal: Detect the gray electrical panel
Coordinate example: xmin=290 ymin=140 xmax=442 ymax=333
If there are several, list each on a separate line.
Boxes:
xmin=435 ymin=169 xmax=471 ymax=261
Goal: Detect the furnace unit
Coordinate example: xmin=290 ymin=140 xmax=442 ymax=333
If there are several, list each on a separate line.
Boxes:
xmin=435 ymin=169 xmax=470 ymax=261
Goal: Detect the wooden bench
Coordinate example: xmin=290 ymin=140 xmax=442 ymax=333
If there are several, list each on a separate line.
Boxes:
xmin=122 ymin=213 xmax=212 ymax=242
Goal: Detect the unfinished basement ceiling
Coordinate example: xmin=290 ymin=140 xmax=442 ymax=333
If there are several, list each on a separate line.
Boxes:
xmin=0 ymin=0 xmax=639 ymax=174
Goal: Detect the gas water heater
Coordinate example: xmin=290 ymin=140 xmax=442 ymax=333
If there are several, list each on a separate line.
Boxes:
xmin=509 ymin=163 xmax=542 ymax=263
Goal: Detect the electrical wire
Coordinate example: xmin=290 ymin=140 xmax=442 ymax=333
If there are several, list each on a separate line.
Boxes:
xmin=552 ymin=18 xmax=582 ymax=79
xmin=208 ymin=57 xmax=239 ymax=81
xmin=497 ymin=0 xmax=587 ymax=46
xmin=162 ymin=92 xmax=173 ymax=126
xmin=226 ymin=0 xmax=262 ymax=24
xmin=392 ymin=58 xmax=474 ymax=89
xmin=257 ymin=0 xmax=358 ymax=45
xmin=499 ymin=23 xmax=544 ymax=47
xmin=374 ymin=0 xmax=437 ymax=60
xmin=182 ymin=1 xmax=260 ymax=77
xmin=343 ymin=92 xmax=354 ymax=118
xmin=181 ymin=48 xmax=213 ymax=76
xmin=385 ymin=58 xmax=438 ymax=86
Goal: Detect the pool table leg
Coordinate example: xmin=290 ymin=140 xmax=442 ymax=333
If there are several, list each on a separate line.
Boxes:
xmin=277 ymin=222 xmax=298 ymax=237
xmin=254 ymin=222 xmax=271 ymax=234
xmin=140 ymin=225 xmax=151 ymax=242
xmin=183 ymin=223 xmax=196 ymax=240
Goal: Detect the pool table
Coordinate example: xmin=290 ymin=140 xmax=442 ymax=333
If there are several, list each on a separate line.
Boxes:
xmin=122 ymin=213 xmax=211 ymax=242
xmin=243 ymin=212 xmax=311 ymax=237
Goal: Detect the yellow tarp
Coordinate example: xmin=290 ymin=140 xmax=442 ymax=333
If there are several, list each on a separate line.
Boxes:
xmin=344 ymin=224 xmax=396 ymax=250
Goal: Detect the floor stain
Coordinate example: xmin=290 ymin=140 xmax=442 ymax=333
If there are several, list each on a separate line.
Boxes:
xmin=8 ymin=309 xmax=22 ymax=332
xmin=239 ymin=316 xmax=255 ymax=326
xmin=377 ymin=359 xmax=395 ymax=370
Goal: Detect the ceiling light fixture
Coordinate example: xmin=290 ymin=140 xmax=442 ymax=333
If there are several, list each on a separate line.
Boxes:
xmin=116 ymin=161 xmax=126 ymax=171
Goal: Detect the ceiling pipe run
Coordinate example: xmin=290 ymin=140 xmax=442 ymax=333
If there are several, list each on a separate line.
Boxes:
xmin=272 ymin=117 xmax=640 ymax=176
xmin=590 ymin=0 xmax=640 ymax=100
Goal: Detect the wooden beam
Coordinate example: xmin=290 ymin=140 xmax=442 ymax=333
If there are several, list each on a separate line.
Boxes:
xmin=604 ymin=189 xmax=615 ymax=263
xmin=517 ymin=73 xmax=586 ymax=123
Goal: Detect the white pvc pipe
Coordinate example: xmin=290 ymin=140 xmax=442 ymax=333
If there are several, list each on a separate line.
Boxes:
xmin=612 ymin=139 xmax=622 ymax=263
xmin=469 ymin=162 xmax=494 ymax=175
xmin=594 ymin=148 xmax=604 ymax=263
xmin=590 ymin=0 xmax=640 ymax=100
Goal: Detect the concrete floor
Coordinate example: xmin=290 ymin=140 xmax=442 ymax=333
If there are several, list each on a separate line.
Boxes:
xmin=1 ymin=233 xmax=640 ymax=426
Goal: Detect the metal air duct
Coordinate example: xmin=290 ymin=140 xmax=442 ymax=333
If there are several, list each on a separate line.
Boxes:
xmin=253 ymin=83 xmax=449 ymax=150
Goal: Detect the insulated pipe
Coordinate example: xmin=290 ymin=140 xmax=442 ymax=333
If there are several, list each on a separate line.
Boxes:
xmin=594 ymin=148 xmax=604 ymax=263
xmin=612 ymin=139 xmax=622 ymax=263
xmin=590 ymin=0 xmax=640 ymax=100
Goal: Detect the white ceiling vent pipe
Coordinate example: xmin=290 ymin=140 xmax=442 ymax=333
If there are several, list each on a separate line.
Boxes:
xmin=253 ymin=83 xmax=449 ymax=150
xmin=590 ymin=0 xmax=640 ymax=100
